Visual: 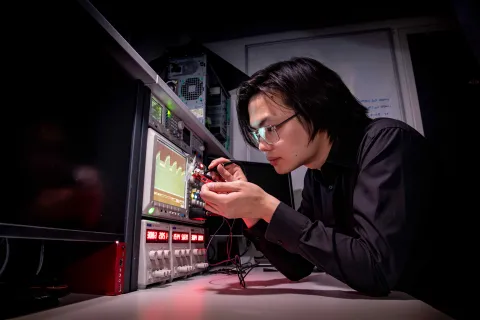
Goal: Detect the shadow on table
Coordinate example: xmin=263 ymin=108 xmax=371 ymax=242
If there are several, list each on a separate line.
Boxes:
xmin=205 ymin=275 xmax=414 ymax=301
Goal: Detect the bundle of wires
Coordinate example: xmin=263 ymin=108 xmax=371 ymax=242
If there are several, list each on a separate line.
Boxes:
xmin=205 ymin=218 xmax=260 ymax=288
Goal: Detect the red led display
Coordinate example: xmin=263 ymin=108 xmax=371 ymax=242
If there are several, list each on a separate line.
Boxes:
xmin=191 ymin=233 xmax=204 ymax=243
xmin=158 ymin=231 xmax=168 ymax=241
xmin=146 ymin=230 xmax=157 ymax=241
xmin=172 ymin=232 xmax=189 ymax=243
xmin=146 ymin=229 xmax=168 ymax=243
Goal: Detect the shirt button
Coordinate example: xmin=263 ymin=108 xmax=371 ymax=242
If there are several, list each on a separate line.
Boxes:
xmin=328 ymin=185 xmax=333 ymax=190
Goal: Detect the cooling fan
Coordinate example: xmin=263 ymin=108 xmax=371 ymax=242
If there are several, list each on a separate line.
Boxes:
xmin=179 ymin=77 xmax=204 ymax=102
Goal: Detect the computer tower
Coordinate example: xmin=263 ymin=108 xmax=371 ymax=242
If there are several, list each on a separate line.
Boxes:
xmin=167 ymin=55 xmax=208 ymax=124
xmin=166 ymin=54 xmax=230 ymax=147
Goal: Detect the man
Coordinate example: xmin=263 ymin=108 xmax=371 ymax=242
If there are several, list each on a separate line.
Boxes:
xmin=200 ymin=57 xmax=438 ymax=301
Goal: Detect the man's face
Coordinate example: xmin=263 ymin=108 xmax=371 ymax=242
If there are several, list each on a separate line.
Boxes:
xmin=248 ymin=93 xmax=326 ymax=174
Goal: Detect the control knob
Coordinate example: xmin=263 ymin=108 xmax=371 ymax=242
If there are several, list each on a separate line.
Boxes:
xmin=153 ymin=270 xmax=167 ymax=277
xmin=149 ymin=251 xmax=157 ymax=259
xmin=177 ymin=266 xmax=188 ymax=273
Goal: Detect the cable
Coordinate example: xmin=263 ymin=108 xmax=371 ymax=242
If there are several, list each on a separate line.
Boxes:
xmin=0 ymin=238 xmax=9 ymax=277
xmin=207 ymin=241 xmax=217 ymax=261
xmin=36 ymin=241 xmax=44 ymax=276
xmin=207 ymin=217 xmax=235 ymax=267
xmin=208 ymin=218 xmax=235 ymax=267
xmin=206 ymin=218 xmax=225 ymax=256
xmin=223 ymin=218 xmax=234 ymax=260
xmin=239 ymin=240 xmax=252 ymax=257
xmin=205 ymin=216 xmax=264 ymax=288
xmin=206 ymin=217 xmax=239 ymax=270
xmin=205 ymin=215 xmax=261 ymax=288
xmin=207 ymin=217 xmax=236 ymax=264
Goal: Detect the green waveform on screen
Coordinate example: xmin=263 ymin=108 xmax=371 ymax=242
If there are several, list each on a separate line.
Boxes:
xmin=154 ymin=152 xmax=186 ymax=198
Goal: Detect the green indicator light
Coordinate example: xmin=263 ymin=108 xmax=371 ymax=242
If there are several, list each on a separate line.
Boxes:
xmin=148 ymin=207 xmax=155 ymax=214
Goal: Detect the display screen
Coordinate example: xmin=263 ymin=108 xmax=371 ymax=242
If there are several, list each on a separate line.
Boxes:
xmin=172 ymin=231 xmax=189 ymax=243
xmin=191 ymin=233 xmax=204 ymax=243
xmin=151 ymin=96 xmax=162 ymax=123
xmin=146 ymin=229 xmax=169 ymax=243
xmin=153 ymin=138 xmax=186 ymax=208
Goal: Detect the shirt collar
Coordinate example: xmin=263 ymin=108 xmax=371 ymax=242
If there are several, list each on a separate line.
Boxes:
xmin=324 ymin=119 xmax=372 ymax=169
xmin=325 ymin=136 xmax=358 ymax=168
xmin=313 ymin=119 xmax=371 ymax=185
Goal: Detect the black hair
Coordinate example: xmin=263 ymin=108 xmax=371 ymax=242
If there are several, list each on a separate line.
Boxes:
xmin=237 ymin=57 xmax=370 ymax=148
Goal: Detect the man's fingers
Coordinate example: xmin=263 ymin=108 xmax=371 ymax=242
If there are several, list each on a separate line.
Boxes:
xmin=211 ymin=172 xmax=225 ymax=182
xmin=206 ymin=182 xmax=242 ymax=193
xmin=217 ymin=164 xmax=234 ymax=182
xmin=200 ymin=184 xmax=226 ymax=203
xmin=205 ymin=203 xmax=220 ymax=214
xmin=208 ymin=157 xmax=230 ymax=170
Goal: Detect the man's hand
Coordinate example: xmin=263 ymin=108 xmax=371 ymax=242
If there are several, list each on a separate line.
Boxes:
xmin=208 ymin=157 xmax=247 ymax=182
xmin=200 ymin=181 xmax=280 ymax=222
xmin=206 ymin=158 xmax=259 ymax=227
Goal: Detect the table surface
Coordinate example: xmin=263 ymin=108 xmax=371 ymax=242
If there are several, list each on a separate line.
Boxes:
xmin=14 ymin=269 xmax=451 ymax=320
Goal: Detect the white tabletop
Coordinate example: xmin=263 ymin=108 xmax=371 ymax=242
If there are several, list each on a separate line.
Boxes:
xmin=15 ymin=269 xmax=451 ymax=320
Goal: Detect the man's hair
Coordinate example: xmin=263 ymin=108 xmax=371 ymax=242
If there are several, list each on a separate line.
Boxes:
xmin=237 ymin=57 xmax=369 ymax=148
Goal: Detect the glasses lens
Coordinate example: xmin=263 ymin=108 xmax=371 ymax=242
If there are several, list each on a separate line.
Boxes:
xmin=258 ymin=127 xmax=279 ymax=145
xmin=250 ymin=131 xmax=260 ymax=146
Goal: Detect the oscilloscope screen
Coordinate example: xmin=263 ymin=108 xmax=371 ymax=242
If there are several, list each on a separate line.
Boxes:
xmin=153 ymin=138 xmax=187 ymax=209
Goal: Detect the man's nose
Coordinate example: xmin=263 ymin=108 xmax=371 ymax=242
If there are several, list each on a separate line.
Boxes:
xmin=258 ymin=140 xmax=273 ymax=152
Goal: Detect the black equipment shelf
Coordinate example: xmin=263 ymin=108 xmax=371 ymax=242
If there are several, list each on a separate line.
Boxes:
xmin=0 ymin=223 xmax=123 ymax=242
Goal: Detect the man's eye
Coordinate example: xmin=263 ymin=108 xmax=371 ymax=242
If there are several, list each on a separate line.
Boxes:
xmin=266 ymin=127 xmax=275 ymax=132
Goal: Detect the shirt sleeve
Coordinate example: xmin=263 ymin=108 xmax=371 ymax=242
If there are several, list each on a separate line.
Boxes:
xmin=263 ymin=127 xmax=427 ymax=296
xmin=243 ymin=173 xmax=315 ymax=281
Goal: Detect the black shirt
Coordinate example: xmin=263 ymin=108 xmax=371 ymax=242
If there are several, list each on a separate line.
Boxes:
xmin=244 ymin=117 xmax=436 ymax=298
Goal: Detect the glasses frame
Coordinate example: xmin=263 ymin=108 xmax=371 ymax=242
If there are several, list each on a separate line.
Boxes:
xmin=250 ymin=113 xmax=298 ymax=146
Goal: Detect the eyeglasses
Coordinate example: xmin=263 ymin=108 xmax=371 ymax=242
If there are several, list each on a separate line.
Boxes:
xmin=250 ymin=113 xmax=298 ymax=146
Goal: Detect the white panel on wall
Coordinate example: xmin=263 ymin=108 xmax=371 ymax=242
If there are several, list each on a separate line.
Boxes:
xmin=246 ymin=30 xmax=404 ymax=121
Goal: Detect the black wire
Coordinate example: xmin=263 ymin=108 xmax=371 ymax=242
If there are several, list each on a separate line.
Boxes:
xmin=233 ymin=255 xmax=246 ymax=288
xmin=207 ymin=242 xmax=217 ymax=261
xmin=206 ymin=218 xmax=226 ymax=263
xmin=208 ymin=262 xmax=258 ymax=275
xmin=239 ymin=240 xmax=251 ymax=257
xmin=244 ymin=265 xmax=258 ymax=278
xmin=205 ymin=215 xmax=261 ymax=288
